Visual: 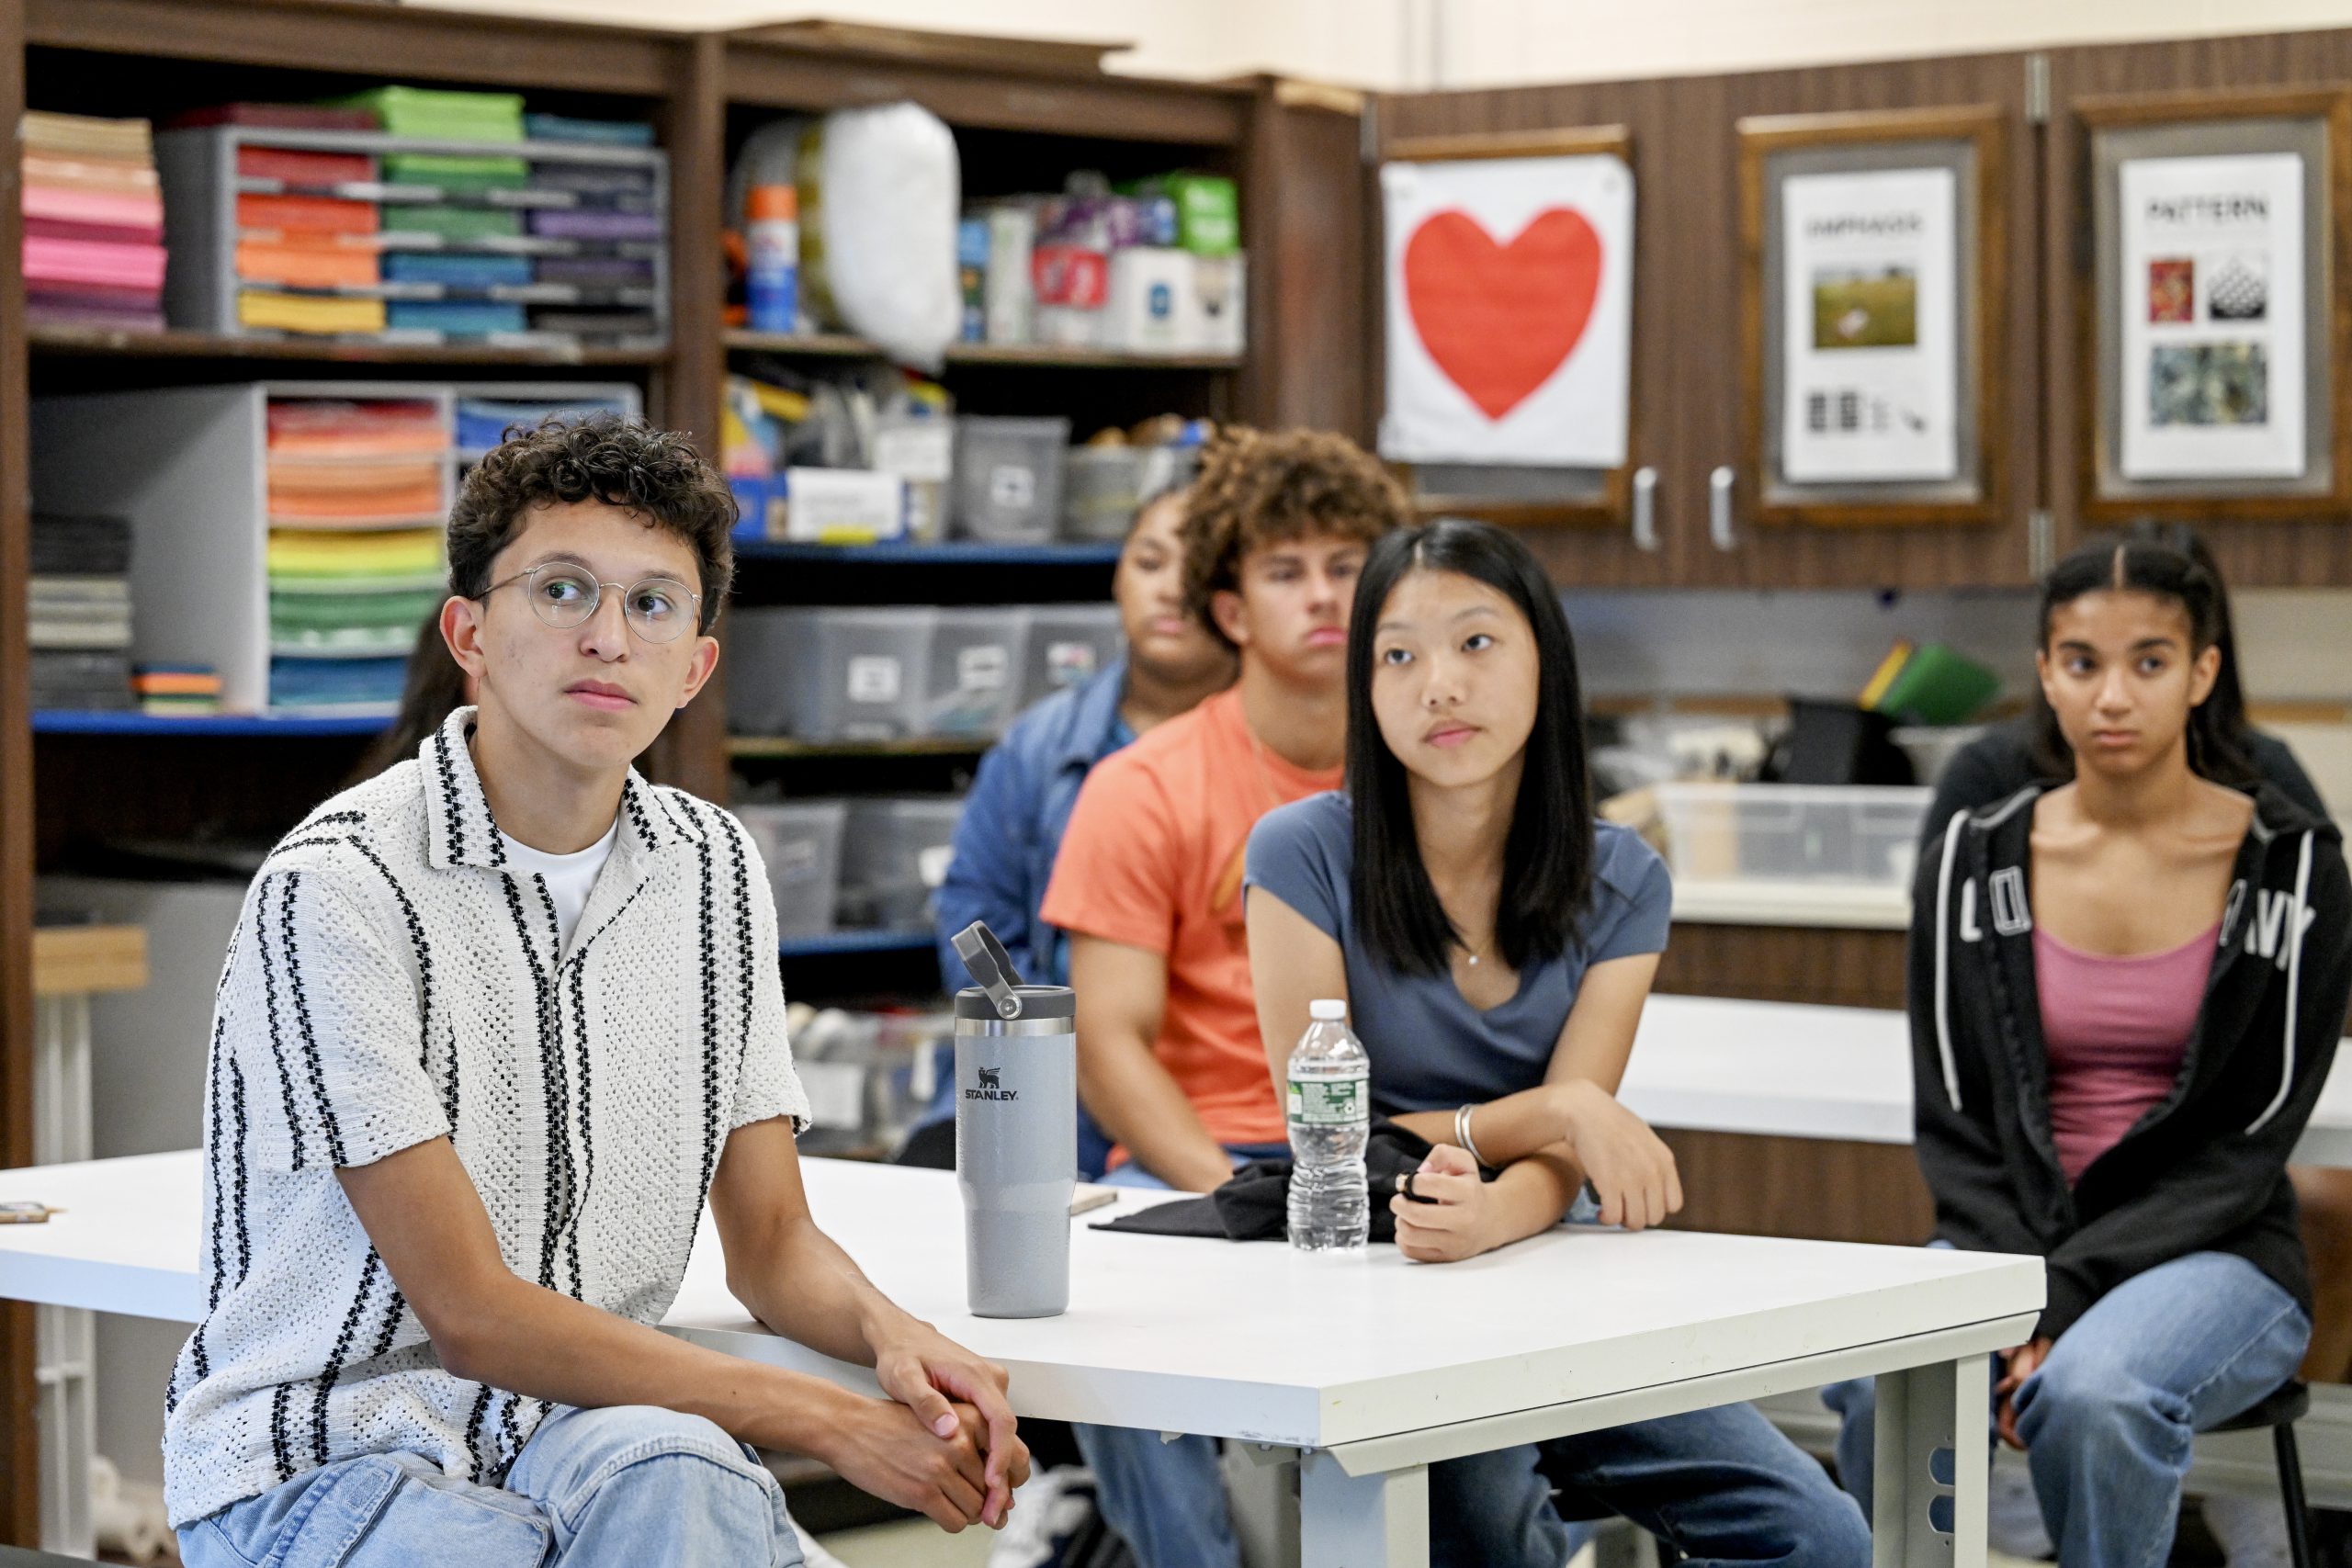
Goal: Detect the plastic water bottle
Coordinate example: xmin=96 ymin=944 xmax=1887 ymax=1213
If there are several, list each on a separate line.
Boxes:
xmin=1286 ymin=999 xmax=1369 ymax=1252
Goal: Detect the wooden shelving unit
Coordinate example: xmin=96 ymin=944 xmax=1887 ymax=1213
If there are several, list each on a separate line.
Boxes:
xmin=30 ymin=323 xmax=667 ymax=367
xmin=725 ymin=328 xmax=1245 ymax=372
xmin=0 ymin=6 xmax=1368 ymax=1541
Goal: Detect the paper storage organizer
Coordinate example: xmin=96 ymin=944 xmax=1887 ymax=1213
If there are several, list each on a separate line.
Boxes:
xmin=837 ymin=796 xmax=966 ymax=930
xmin=923 ymin=608 xmax=1029 ymax=739
xmin=154 ymin=125 xmax=670 ymax=348
xmin=951 ymin=415 xmax=1069 ymax=542
xmin=30 ymin=380 xmax=458 ymax=716
xmin=1020 ymin=604 xmax=1125 ymax=708
xmin=726 ymin=607 xmax=935 ymax=740
xmin=735 ymin=800 xmax=849 ymax=940
xmin=1654 ymin=783 xmax=1933 ymax=887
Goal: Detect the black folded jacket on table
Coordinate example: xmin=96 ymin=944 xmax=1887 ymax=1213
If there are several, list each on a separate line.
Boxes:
xmin=1091 ymin=1121 xmax=1493 ymax=1244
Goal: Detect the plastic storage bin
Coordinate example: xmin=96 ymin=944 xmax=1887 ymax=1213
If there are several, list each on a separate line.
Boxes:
xmin=735 ymin=801 xmax=848 ymax=939
xmin=837 ymin=796 xmax=966 ymax=930
xmin=952 ymin=416 xmax=1069 ymax=542
xmin=1654 ymin=783 xmax=1932 ymax=887
xmin=1061 ymin=446 xmax=1146 ymax=542
xmin=924 ymin=608 xmax=1029 ymax=739
xmin=725 ymin=606 xmax=934 ymax=740
xmin=1020 ymin=604 xmax=1125 ymax=709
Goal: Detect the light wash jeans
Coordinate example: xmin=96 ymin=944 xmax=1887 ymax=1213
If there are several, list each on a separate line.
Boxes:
xmin=178 ymin=1404 xmax=804 ymax=1568
xmin=1080 ymin=1146 xmax=1867 ymax=1568
xmin=1822 ymin=1249 xmax=2312 ymax=1568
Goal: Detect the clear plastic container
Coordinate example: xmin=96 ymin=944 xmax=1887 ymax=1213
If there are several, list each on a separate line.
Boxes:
xmin=725 ymin=607 xmax=934 ymax=740
xmin=923 ymin=608 xmax=1030 ymax=739
xmin=1653 ymin=782 xmax=1932 ymax=887
xmin=952 ymin=415 xmax=1069 ymax=542
xmin=1019 ymin=604 xmax=1125 ymax=710
xmin=837 ymin=796 xmax=966 ymax=930
xmin=735 ymin=800 xmax=848 ymax=939
xmin=1060 ymin=446 xmax=1146 ymax=541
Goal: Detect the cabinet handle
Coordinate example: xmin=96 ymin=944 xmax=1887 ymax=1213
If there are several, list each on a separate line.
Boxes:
xmin=1708 ymin=466 xmax=1737 ymax=552
xmin=1631 ymin=467 xmax=1659 ymax=552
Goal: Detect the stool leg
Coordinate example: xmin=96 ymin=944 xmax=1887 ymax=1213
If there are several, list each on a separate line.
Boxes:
xmin=2276 ymin=1421 xmax=2315 ymax=1568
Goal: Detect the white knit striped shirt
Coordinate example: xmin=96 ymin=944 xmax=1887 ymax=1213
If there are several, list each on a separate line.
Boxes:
xmin=162 ymin=706 xmax=809 ymax=1527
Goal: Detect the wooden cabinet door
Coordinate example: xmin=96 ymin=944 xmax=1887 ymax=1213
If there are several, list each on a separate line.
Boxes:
xmin=2045 ymin=33 xmax=2352 ymax=587
xmin=1657 ymin=52 xmax=2046 ymax=590
xmin=1374 ymin=76 xmax=1688 ymax=589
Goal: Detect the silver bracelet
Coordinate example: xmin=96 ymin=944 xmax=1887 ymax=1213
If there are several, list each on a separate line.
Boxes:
xmin=1454 ymin=1103 xmax=1489 ymax=1170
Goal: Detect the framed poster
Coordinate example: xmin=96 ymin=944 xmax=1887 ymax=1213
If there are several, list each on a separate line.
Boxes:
xmin=1378 ymin=126 xmax=1637 ymax=526
xmin=1739 ymin=107 xmax=2007 ymax=527
xmin=2079 ymin=88 xmax=2352 ymax=522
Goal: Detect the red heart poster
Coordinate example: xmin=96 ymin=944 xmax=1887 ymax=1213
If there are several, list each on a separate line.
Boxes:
xmin=1403 ymin=208 xmax=1603 ymax=420
xmin=1381 ymin=154 xmax=1633 ymax=468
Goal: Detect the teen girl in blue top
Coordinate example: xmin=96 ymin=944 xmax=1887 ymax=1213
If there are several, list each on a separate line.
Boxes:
xmin=1243 ymin=518 xmax=1869 ymax=1565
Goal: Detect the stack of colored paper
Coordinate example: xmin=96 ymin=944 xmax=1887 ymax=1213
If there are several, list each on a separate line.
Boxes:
xmin=265 ymin=396 xmax=451 ymax=715
xmin=456 ymin=393 xmax=635 ymax=457
xmin=333 ymin=85 xmax=526 ymax=142
xmin=28 ymin=513 xmax=133 ymax=710
xmin=21 ymin=112 xmax=167 ymax=332
xmin=133 ymin=666 xmax=223 ymax=717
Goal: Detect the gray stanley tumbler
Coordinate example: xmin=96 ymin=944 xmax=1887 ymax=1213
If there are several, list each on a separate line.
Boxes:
xmin=952 ymin=921 xmax=1077 ymax=1318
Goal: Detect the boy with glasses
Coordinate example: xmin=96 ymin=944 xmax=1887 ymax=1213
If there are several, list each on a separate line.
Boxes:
xmin=165 ymin=418 xmax=1027 ymax=1568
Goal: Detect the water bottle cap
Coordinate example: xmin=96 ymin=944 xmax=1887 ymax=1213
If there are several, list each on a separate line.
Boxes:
xmin=1309 ymin=998 xmax=1347 ymax=1021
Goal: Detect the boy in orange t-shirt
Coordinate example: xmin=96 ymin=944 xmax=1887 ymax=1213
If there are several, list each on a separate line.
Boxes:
xmin=1041 ymin=427 xmax=1405 ymax=1194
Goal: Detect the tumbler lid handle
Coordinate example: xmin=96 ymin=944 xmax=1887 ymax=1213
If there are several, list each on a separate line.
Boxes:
xmin=953 ymin=922 xmax=1028 ymax=1021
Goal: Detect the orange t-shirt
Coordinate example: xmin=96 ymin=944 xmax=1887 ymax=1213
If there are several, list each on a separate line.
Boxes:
xmin=1041 ymin=686 xmax=1341 ymax=1149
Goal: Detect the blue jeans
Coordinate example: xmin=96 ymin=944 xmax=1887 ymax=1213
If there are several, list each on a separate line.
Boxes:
xmin=179 ymin=1404 xmax=802 ymax=1568
xmin=1080 ymin=1146 xmax=1864 ymax=1568
xmin=1823 ymin=1249 xmax=2312 ymax=1568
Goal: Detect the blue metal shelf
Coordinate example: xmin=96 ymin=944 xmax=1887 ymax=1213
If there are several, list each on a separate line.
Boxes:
xmin=33 ymin=711 xmax=391 ymax=738
xmin=734 ymin=539 xmax=1122 ymax=568
xmin=778 ymin=930 xmax=934 ymax=959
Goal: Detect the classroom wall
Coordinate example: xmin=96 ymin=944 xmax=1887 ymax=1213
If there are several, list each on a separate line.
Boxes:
xmin=417 ymin=0 xmax=2352 ymax=87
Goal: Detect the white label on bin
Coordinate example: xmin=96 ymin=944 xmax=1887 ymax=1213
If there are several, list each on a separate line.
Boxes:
xmin=873 ymin=423 xmax=955 ymax=482
xmin=957 ymin=645 xmax=1009 ymax=691
xmin=785 ymin=467 xmax=905 ymax=544
xmin=918 ymin=844 xmax=956 ymax=888
xmin=1046 ymin=639 xmax=1100 ymax=686
xmin=989 ymin=464 xmax=1036 ymax=511
xmin=771 ymin=839 xmax=819 ymax=882
xmin=846 ymin=656 xmax=902 ymax=704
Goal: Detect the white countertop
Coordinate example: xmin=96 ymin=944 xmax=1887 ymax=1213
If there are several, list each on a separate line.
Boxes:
xmin=0 ymin=1152 xmax=2041 ymax=1451
xmin=1669 ymin=879 xmax=1910 ymax=930
xmin=1623 ymin=992 xmax=2352 ymax=1167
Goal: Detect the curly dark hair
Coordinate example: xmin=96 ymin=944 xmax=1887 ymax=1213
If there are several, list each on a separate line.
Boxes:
xmin=1180 ymin=425 xmax=1409 ymax=649
xmin=447 ymin=414 xmax=736 ymax=633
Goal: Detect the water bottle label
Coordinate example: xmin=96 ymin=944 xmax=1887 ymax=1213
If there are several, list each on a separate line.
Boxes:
xmin=1287 ymin=1073 xmax=1366 ymax=1126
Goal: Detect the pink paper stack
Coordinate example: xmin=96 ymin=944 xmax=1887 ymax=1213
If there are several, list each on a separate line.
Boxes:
xmin=22 ymin=111 xmax=168 ymax=333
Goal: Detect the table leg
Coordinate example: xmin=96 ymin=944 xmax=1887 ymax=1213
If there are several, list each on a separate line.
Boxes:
xmin=1298 ymin=1450 xmax=1428 ymax=1568
xmin=1872 ymin=1353 xmax=1990 ymax=1568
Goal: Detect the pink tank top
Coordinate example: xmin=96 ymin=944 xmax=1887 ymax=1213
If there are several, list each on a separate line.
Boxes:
xmin=2035 ymin=922 xmax=2220 ymax=1184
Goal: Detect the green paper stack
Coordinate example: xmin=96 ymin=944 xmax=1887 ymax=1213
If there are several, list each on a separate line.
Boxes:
xmin=334 ymin=85 xmax=526 ymax=142
xmin=1863 ymin=642 xmax=2001 ymax=727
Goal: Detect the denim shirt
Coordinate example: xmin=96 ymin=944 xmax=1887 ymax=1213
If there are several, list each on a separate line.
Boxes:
xmin=933 ymin=657 xmax=1134 ymax=993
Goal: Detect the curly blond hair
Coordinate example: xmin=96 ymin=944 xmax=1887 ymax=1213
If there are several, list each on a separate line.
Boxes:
xmin=1180 ymin=426 xmax=1408 ymax=649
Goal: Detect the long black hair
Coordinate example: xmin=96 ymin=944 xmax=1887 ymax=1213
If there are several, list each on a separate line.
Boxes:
xmin=1345 ymin=519 xmax=1596 ymax=976
xmin=2031 ymin=531 xmax=2258 ymax=788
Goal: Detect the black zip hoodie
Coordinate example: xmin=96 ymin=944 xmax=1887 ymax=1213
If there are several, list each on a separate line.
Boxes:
xmin=1911 ymin=782 xmax=2352 ymax=1342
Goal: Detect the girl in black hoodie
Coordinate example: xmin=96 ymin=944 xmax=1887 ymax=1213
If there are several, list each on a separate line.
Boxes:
xmin=1825 ymin=541 xmax=2352 ymax=1565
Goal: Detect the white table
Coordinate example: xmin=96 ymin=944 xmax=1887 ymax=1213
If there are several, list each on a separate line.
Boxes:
xmin=0 ymin=1149 xmax=2038 ymax=1566
xmin=1623 ymin=992 xmax=2352 ymax=1168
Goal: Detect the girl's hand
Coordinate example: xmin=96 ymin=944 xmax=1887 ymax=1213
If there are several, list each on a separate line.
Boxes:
xmin=1995 ymin=1337 xmax=2053 ymax=1450
xmin=1390 ymin=1144 xmax=1502 ymax=1263
xmin=1553 ymin=1081 xmax=1683 ymax=1231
